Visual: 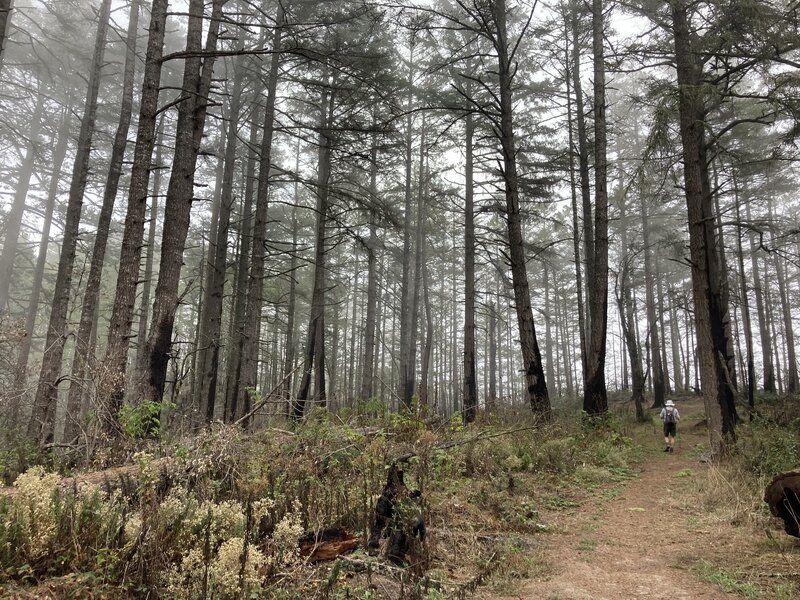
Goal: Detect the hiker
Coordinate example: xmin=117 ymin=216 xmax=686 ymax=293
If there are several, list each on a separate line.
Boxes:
xmin=660 ymin=399 xmax=680 ymax=453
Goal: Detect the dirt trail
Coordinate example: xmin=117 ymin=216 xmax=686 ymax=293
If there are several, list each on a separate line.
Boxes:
xmin=504 ymin=414 xmax=730 ymax=600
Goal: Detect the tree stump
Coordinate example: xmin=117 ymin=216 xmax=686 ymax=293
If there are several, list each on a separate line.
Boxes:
xmin=367 ymin=463 xmax=425 ymax=565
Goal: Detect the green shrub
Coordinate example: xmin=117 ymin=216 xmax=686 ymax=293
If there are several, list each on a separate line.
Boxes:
xmin=119 ymin=399 xmax=174 ymax=438
xmin=533 ymin=437 xmax=578 ymax=473
xmin=735 ymin=416 xmax=800 ymax=478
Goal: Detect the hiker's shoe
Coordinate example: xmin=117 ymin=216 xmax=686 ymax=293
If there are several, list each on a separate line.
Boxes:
xmin=664 ymin=447 xmax=670 ymax=452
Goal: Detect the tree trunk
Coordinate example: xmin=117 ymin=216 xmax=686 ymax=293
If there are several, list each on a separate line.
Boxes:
xmin=563 ymin=19 xmax=588 ymax=388
xmin=712 ymin=168 xmax=738 ymax=390
xmin=640 ymin=179 xmax=666 ymax=409
xmin=135 ymin=117 xmax=165 ymax=374
xmin=227 ymin=7 xmax=283 ymax=422
xmin=27 ymin=0 xmax=111 ymax=444
xmin=409 ymin=120 xmax=427 ymax=411
xmin=488 ymin=301 xmax=497 ymax=411
xmin=420 ymin=260 xmax=434 ymax=409
xmin=733 ymin=174 xmax=755 ymax=414
xmin=102 ymin=0 xmax=169 ymax=432
xmin=656 ymin=267 xmax=672 ymax=395
xmin=225 ymin=108 xmax=259 ymax=420
xmin=139 ymin=0 xmax=223 ymax=406
xmin=0 ymin=0 xmax=12 ymax=76
xmin=462 ymin=112 xmax=477 ymax=422
xmin=671 ymin=0 xmax=737 ymax=455
xmin=668 ymin=287 xmax=683 ymax=392
xmin=765 ymin=273 xmax=783 ymax=393
xmin=494 ymin=0 xmax=550 ymax=416
xmin=398 ymin=42 xmax=416 ymax=410
xmin=359 ymin=131 xmax=380 ymax=403
xmin=0 ymin=88 xmax=44 ymax=313
xmin=64 ymin=0 xmax=141 ymax=442
xmin=543 ymin=263 xmax=555 ymax=394
xmin=571 ymin=3 xmax=594 ymax=341
xmin=13 ymin=104 xmax=72 ymax=425
xmin=584 ymin=0 xmax=609 ymax=416
xmin=346 ymin=254 xmax=360 ymax=405
xmin=195 ymin=49 xmax=245 ymax=424
xmin=281 ymin=153 xmax=300 ymax=414
xmin=745 ymin=200 xmax=774 ymax=392
xmin=767 ymin=198 xmax=798 ymax=393
xmin=617 ymin=194 xmax=646 ymax=421
xmin=295 ymin=87 xmax=334 ymax=418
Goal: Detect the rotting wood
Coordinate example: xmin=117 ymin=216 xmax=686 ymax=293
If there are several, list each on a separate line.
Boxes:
xmin=299 ymin=528 xmax=359 ymax=562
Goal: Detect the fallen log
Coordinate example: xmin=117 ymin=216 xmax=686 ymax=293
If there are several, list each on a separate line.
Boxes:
xmin=0 ymin=458 xmax=175 ymax=499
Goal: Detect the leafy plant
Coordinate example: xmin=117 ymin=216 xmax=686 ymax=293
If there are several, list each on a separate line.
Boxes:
xmin=118 ymin=399 xmax=174 ymax=438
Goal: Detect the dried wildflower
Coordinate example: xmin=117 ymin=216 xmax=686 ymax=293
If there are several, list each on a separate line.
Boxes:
xmin=267 ymin=502 xmax=304 ymax=568
xmin=162 ymin=538 xmax=264 ymax=599
xmin=12 ymin=466 xmax=60 ymax=559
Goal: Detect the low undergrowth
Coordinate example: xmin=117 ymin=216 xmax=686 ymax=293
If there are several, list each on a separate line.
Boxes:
xmin=0 ymin=401 xmax=643 ymax=598
xmin=687 ymin=393 xmax=800 ymax=598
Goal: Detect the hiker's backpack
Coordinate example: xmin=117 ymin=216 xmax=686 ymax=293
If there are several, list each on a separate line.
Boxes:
xmin=664 ymin=407 xmax=676 ymax=423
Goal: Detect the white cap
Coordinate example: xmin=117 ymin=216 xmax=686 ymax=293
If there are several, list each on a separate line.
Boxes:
xmin=666 ymin=400 xmax=675 ymax=407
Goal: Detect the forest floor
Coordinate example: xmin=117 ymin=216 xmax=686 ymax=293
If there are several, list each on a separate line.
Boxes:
xmin=0 ymin=395 xmax=797 ymax=599
xmin=484 ymin=397 xmax=800 ymax=600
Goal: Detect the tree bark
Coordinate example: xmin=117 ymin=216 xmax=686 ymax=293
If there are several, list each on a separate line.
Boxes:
xmin=583 ymin=0 xmax=609 ymax=416
xmin=27 ymin=0 xmax=112 ymax=444
xmin=64 ymin=0 xmax=141 ymax=442
xmin=139 ymin=0 xmax=224 ymax=406
xmin=671 ymin=0 xmax=737 ymax=455
xmin=102 ymin=0 xmax=168 ymax=433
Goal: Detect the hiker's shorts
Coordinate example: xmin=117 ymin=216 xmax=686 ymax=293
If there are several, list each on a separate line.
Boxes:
xmin=663 ymin=422 xmax=677 ymax=437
